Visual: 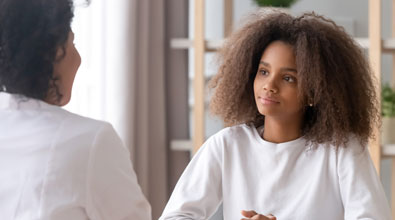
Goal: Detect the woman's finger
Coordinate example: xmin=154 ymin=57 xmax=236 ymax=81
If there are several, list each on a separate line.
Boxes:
xmin=251 ymin=214 xmax=272 ymax=220
xmin=241 ymin=210 xmax=258 ymax=218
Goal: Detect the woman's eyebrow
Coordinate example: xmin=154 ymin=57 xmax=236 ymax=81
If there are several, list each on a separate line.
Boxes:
xmin=260 ymin=61 xmax=297 ymax=73
xmin=281 ymin=67 xmax=297 ymax=73
xmin=259 ymin=61 xmax=270 ymax=67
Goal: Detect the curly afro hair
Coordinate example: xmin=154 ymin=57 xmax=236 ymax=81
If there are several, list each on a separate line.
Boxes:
xmin=209 ymin=11 xmax=380 ymax=147
xmin=0 ymin=0 xmax=74 ymax=101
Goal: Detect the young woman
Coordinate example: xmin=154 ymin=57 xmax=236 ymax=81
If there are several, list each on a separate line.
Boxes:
xmin=0 ymin=0 xmax=151 ymax=219
xmin=160 ymin=12 xmax=391 ymax=220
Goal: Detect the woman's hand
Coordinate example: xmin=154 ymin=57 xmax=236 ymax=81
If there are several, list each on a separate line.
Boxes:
xmin=241 ymin=210 xmax=277 ymax=220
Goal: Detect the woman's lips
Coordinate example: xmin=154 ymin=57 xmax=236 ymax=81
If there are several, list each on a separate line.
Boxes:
xmin=258 ymin=96 xmax=280 ymax=105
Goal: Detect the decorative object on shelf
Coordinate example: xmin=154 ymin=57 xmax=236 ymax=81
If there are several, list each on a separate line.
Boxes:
xmin=252 ymin=0 xmax=297 ymax=8
xmin=381 ymin=84 xmax=395 ymax=145
xmin=253 ymin=0 xmax=297 ymax=15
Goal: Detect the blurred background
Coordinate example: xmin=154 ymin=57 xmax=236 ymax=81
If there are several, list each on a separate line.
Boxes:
xmin=65 ymin=0 xmax=394 ymax=219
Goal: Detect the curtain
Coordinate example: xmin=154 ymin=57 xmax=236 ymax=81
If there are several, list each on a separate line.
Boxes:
xmin=69 ymin=0 xmax=168 ymax=218
xmin=128 ymin=0 xmax=168 ymax=218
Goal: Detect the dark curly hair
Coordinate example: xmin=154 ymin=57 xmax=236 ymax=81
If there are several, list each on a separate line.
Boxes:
xmin=209 ymin=11 xmax=380 ymax=147
xmin=0 ymin=0 xmax=74 ymax=101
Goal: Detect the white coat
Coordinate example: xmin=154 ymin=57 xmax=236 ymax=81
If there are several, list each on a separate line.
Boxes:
xmin=0 ymin=92 xmax=151 ymax=220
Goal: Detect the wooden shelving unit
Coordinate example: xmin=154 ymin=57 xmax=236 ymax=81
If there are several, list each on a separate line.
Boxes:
xmin=370 ymin=0 xmax=395 ymax=217
xmin=369 ymin=0 xmax=382 ymax=175
xmin=171 ymin=38 xmax=395 ymax=51
xmin=193 ymin=0 xmax=206 ymax=153
xmin=170 ymin=0 xmax=395 ymax=216
xmin=170 ymin=0 xmax=233 ymax=154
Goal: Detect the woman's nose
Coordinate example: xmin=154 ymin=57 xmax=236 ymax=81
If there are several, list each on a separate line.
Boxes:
xmin=263 ymin=77 xmax=278 ymax=94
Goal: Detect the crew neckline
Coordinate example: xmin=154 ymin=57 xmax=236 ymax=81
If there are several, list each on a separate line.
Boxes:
xmin=251 ymin=124 xmax=306 ymax=147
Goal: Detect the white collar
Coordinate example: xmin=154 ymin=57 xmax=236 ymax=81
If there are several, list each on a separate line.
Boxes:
xmin=0 ymin=92 xmax=56 ymax=110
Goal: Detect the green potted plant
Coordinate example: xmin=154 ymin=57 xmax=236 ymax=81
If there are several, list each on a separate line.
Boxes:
xmin=252 ymin=0 xmax=298 ymax=8
xmin=381 ymin=84 xmax=395 ymax=145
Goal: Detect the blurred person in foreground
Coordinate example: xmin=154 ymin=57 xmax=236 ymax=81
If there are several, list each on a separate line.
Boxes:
xmin=0 ymin=0 xmax=151 ymax=219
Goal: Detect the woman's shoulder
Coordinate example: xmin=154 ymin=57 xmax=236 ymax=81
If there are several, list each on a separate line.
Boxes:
xmin=51 ymin=110 xmax=121 ymax=167
xmin=210 ymin=123 xmax=256 ymax=141
xmin=214 ymin=123 xmax=255 ymax=136
xmin=58 ymin=109 xmax=116 ymax=140
xmin=60 ymin=108 xmax=110 ymax=128
xmin=200 ymin=123 xmax=258 ymax=155
xmin=335 ymin=135 xmax=368 ymax=159
xmin=0 ymin=92 xmax=111 ymax=130
xmin=318 ymin=134 xmax=368 ymax=162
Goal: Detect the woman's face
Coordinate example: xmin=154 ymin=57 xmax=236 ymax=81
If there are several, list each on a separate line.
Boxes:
xmin=253 ymin=40 xmax=304 ymax=122
xmin=48 ymin=31 xmax=81 ymax=106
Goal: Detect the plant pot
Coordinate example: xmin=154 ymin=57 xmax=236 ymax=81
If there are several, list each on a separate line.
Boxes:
xmin=257 ymin=6 xmax=291 ymax=15
xmin=381 ymin=117 xmax=395 ymax=145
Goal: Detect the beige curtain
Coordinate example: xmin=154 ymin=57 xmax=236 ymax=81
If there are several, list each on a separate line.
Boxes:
xmin=71 ymin=0 xmax=168 ymax=218
xmin=130 ymin=0 xmax=168 ymax=218
xmin=102 ymin=0 xmax=167 ymax=218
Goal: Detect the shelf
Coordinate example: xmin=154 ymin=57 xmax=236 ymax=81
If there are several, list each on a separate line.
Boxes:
xmin=170 ymin=38 xmax=223 ymax=51
xmin=383 ymin=39 xmax=395 ymax=52
xmin=188 ymin=99 xmax=209 ymax=110
xmin=355 ymin=38 xmax=395 ymax=52
xmin=355 ymin=38 xmax=369 ymax=48
xmin=382 ymin=144 xmax=395 ymax=157
xmin=170 ymin=139 xmax=193 ymax=151
xmin=171 ymin=37 xmax=395 ymax=52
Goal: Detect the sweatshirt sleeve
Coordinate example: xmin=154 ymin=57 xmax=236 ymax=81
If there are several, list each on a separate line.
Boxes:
xmin=337 ymin=138 xmax=391 ymax=220
xmin=86 ymin=123 xmax=151 ymax=220
xmin=159 ymin=135 xmax=223 ymax=220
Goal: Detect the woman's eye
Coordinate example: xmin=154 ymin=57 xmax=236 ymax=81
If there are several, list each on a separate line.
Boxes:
xmin=259 ymin=69 xmax=269 ymax=75
xmin=284 ymin=76 xmax=296 ymax=82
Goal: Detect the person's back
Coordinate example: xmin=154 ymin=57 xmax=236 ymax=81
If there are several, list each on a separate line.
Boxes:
xmin=0 ymin=93 xmax=152 ymax=219
xmin=0 ymin=0 xmax=151 ymax=219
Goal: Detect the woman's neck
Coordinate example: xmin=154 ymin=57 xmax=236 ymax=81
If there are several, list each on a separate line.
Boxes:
xmin=262 ymin=117 xmax=302 ymax=143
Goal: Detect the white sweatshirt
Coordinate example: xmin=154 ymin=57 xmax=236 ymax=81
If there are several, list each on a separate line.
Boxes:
xmin=160 ymin=124 xmax=391 ymax=220
xmin=0 ymin=92 xmax=151 ymax=220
